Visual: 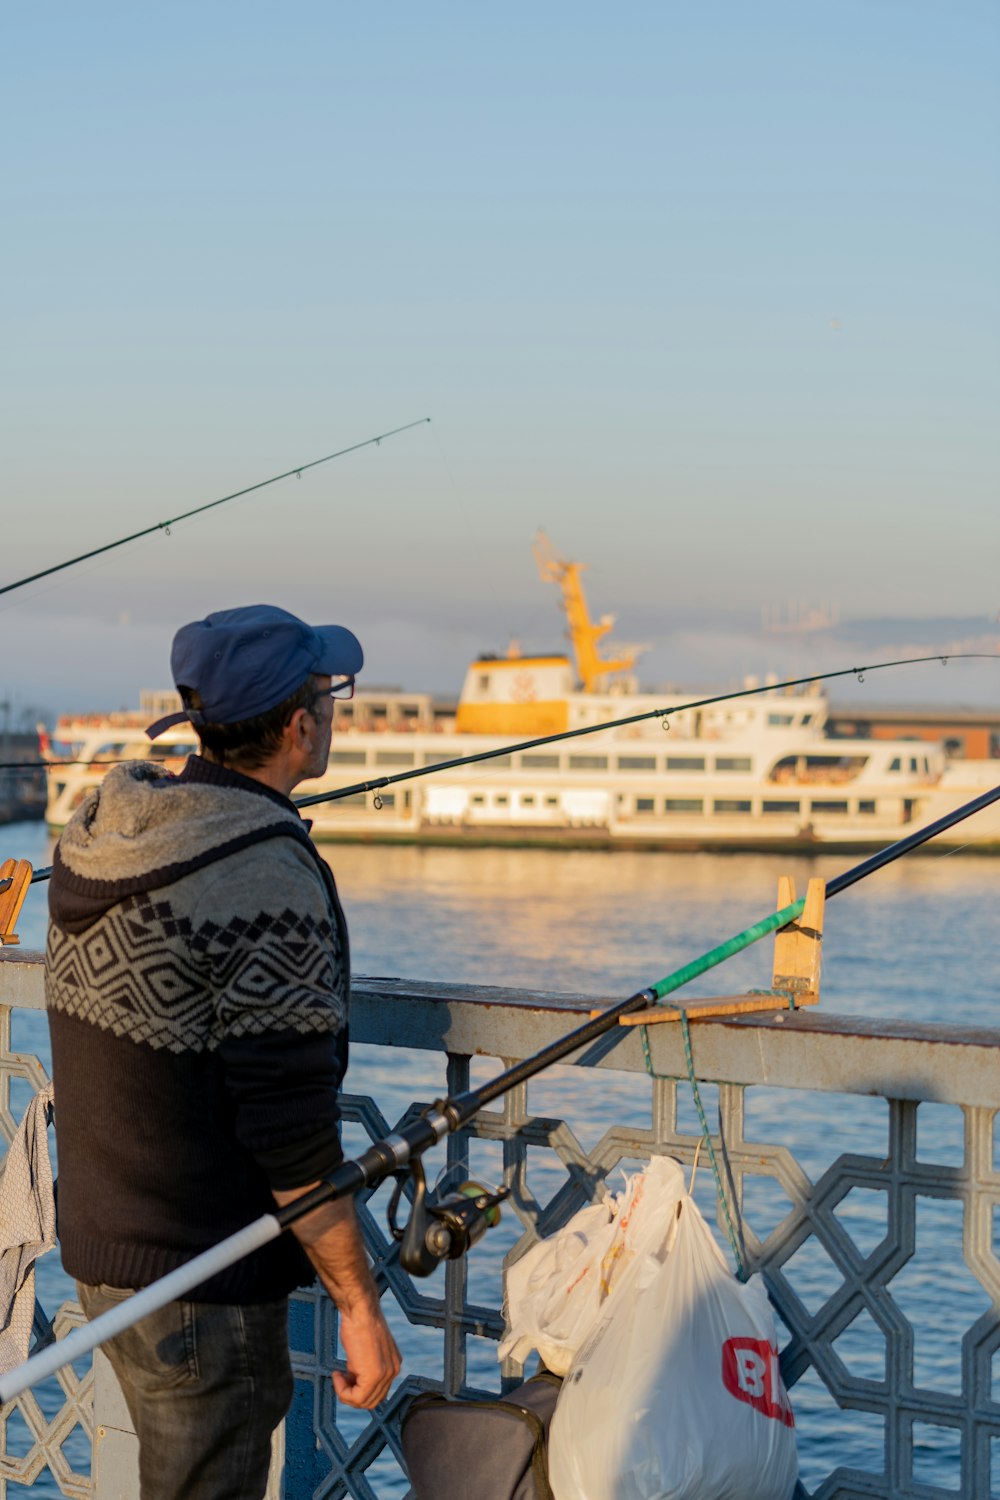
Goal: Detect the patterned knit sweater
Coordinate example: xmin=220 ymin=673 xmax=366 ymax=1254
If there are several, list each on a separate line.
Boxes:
xmin=45 ymin=755 xmax=350 ymax=1302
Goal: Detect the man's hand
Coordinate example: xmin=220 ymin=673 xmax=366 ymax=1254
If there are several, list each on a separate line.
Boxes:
xmin=273 ymin=1185 xmax=401 ymax=1408
xmin=335 ymin=1301 xmax=401 ymax=1408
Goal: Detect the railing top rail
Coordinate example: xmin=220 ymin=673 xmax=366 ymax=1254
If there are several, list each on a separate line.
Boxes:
xmin=3 ymin=948 xmax=998 ymax=1108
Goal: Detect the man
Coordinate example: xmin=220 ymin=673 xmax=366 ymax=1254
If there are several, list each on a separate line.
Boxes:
xmin=45 ymin=604 xmax=400 ymax=1500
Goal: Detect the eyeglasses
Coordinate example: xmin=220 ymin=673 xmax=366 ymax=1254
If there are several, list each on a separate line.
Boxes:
xmin=311 ymin=676 xmax=356 ymax=705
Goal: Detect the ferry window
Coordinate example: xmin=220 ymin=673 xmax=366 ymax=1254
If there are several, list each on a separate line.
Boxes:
xmin=545 ymin=795 xmax=559 ymax=806
xmin=375 ymin=751 xmax=414 ymax=767
xmin=804 ymin=754 xmax=867 ymax=772
xmin=858 ymin=800 xmax=877 ymax=814
xmin=635 ymin=797 xmax=656 ymax=814
xmin=665 ymin=798 xmax=703 ymax=814
xmin=666 ymin=756 xmax=705 ymax=772
xmin=478 ymin=674 xmax=490 ymax=691
xmin=422 ymin=752 xmax=446 ymax=766
xmin=713 ymin=799 xmax=752 ymax=814
xmin=494 ymin=794 xmax=509 ymax=806
xmin=943 ymin=737 xmax=965 ymax=758
xmin=489 ymin=755 xmax=512 ymax=768
xmin=521 ymin=795 xmax=536 ymax=806
xmin=888 ymin=757 xmax=901 ymax=772
xmin=331 ymin=750 xmax=367 ymax=765
xmin=471 ymin=795 xmax=486 ymax=806
xmin=762 ymin=800 xmax=800 ymax=814
xmin=618 ymin=755 xmax=656 ymax=771
xmin=522 ymin=753 xmax=559 ymax=768
xmin=801 ymin=713 xmax=814 ymax=725
xmin=379 ymin=793 xmax=396 ymax=808
xmin=716 ymin=757 xmax=752 ymax=772
xmin=909 ymin=757 xmax=919 ymax=774
xmin=767 ymin=713 xmax=794 ymax=726
xmin=812 ymin=800 xmax=848 ymax=814
xmin=339 ymin=793 xmax=366 ymax=806
xmin=569 ymin=755 xmax=608 ymax=770
xmin=403 ymin=791 xmax=411 ymax=809
xmin=149 ymin=742 xmax=196 ymax=762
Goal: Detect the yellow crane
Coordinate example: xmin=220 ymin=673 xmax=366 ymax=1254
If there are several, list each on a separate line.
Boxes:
xmin=532 ymin=530 xmax=640 ymax=692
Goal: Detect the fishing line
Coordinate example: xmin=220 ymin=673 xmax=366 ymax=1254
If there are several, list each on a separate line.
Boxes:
xmin=2 ymin=779 xmax=997 ymax=1402
xmin=0 ymin=418 xmax=431 ymax=598
xmin=931 ymin=819 xmax=1000 ymax=860
xmin=934 ymin=842 xmax=976 ymax=860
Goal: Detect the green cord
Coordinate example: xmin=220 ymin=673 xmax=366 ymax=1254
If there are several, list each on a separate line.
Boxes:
xmin=640 ymin=1009 xmax=747 ymax=1280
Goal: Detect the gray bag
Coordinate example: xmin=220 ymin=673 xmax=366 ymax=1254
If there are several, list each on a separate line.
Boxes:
xmin=401 ymin=1371 xmax=562 ymax=1500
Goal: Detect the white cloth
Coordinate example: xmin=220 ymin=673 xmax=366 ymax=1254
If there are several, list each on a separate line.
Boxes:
xmin=0 ymin=1082 xmax=56 ymax=1374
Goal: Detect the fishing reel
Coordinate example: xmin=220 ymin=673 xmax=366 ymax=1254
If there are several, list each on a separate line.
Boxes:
xmin=387 ymin=1155 xmax=508 ymax=1277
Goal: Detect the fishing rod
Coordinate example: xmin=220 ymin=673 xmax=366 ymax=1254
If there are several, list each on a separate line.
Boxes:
xmin=0 ymin=418 xmax=431 ymax=598
xmin=5 ymin=649 xmax=991 ymax=783
xmin=0 ymin=761 xmax=96 ymax=770
xmin=295 ymin=652 xmax=998 ymax=809
xmin=3 ymin=778 xmax=998 ymax=1403
xmin=0 ymin=651 xmax=964 ymax=780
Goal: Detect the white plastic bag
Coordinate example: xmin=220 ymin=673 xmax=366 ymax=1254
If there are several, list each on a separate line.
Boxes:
xmin=499 ymin=1157 xmax=686 ymax=1377
xmin=548 ymin=1192 xmax=798 ymax=1500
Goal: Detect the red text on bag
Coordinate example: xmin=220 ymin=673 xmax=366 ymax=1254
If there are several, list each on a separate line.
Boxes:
xmin=721 ymin=1338 xmax=795 ymax=1427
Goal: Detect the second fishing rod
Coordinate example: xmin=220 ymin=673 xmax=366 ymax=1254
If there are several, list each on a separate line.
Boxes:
xmin=23 ymin=651 xmax=994 ymax=888
xmin=9 ymin=650 xmax=987 ymax=787
xmin=295 ymin=652 xmax=997 ymax=812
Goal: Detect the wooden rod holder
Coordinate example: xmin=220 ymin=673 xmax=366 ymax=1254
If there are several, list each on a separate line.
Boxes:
xmin=0 ymin=858 xmax=33 ymax=945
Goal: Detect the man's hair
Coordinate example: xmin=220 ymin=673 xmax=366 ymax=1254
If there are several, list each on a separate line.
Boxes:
xmin=180 ymin=674 xmax=321 ymax=771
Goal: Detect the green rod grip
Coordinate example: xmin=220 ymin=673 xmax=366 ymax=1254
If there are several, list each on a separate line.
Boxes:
xmin=649 ymin=898 xmax=806 ymax=1003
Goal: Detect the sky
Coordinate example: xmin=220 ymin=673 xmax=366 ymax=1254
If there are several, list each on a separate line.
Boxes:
xmin=3 ymin=2 xmax=998 ymax=725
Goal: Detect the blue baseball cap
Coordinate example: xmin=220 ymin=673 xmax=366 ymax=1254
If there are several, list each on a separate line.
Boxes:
xmin=146 ymin=604 xmax=363 ymax=739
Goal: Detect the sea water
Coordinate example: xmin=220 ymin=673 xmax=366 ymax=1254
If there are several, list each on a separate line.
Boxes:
xmin=5 ymin=820 xmax=998 ymax=1495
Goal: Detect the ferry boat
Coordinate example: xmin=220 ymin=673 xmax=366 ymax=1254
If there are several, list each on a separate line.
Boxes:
xmin=41 ymin=539 xmax=1000 ymax=851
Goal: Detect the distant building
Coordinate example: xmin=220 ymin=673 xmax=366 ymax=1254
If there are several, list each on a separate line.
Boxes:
xmin=828 ymin=704 xmax=1000 ymax=760
xmin=0 ymin=731 xmax=45 ymax=823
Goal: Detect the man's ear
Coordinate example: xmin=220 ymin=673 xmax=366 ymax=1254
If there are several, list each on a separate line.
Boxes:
xmin=286 ymin=706 xmax=314 ymax=751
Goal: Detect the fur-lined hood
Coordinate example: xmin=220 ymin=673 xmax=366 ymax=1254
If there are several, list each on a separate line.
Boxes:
xmin=51 ymin=757 xmax=315 ymax=932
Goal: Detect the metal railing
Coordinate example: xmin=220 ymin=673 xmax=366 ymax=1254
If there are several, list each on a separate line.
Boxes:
xmin=1 ymin=950 xmax=999 ymax=1498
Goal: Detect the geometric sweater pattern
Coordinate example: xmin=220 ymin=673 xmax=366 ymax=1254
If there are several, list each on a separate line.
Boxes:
xmin=46 ymin=889 xmax=344 ymax=1052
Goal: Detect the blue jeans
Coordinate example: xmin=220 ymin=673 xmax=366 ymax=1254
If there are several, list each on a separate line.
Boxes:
xmin=78 ymin=1283 xmax=293 ymax=1500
